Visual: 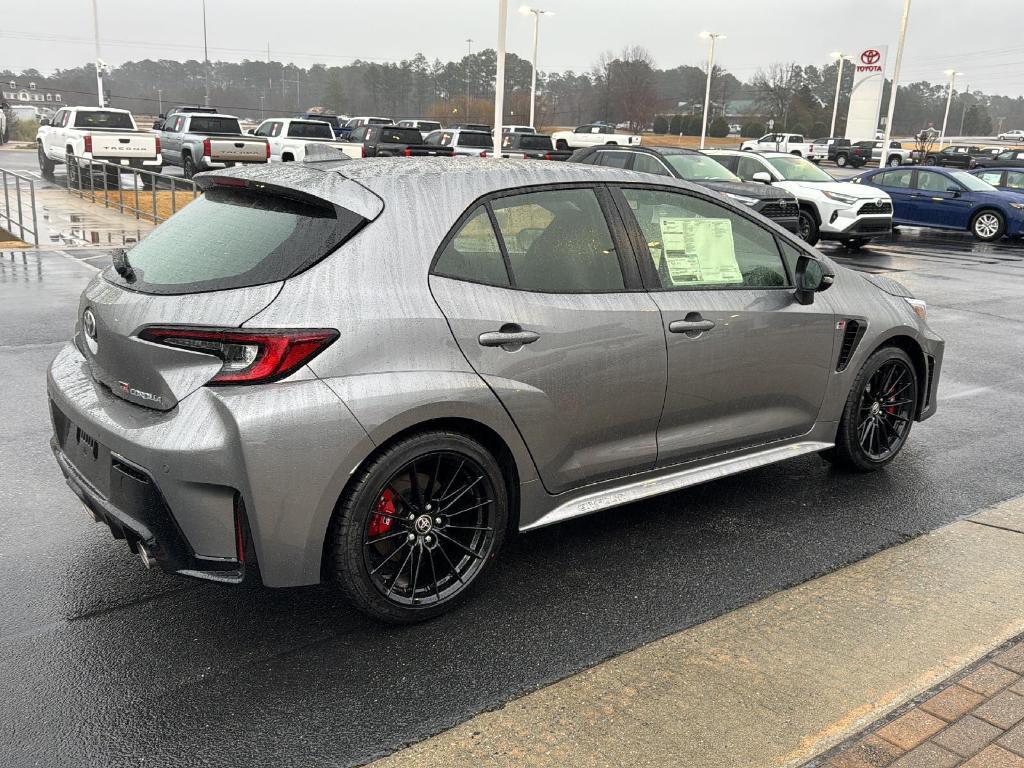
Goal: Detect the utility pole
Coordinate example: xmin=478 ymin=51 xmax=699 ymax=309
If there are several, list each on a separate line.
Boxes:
xmin=879 ymin=0 xmax=911 ymax=167
xmin=699 ymin=31 xmax=724 ymax=150
xmin=157 ymin=88 xmax=163 ymax=115
xmin=465 ymin=38 xmax=474 ymax=122
xmin=202 ymin=0 xmax=210 ymax=106
xmin=91 ymin=0 xmax=105 ymax=107
xmin=938 ymin=69 xmax=963 ymax=149
xmin=258 ymin=94 xmax=264 ymax=120
xmin=493 ymin=1 xmax=508 ymax=157
xmin=520 ymin=7 xmax=553 ymax=130
xmin=829 ymin=52 xmax=849 ymax=137
xmin=267 ymin=42 xmax=272 ymax=112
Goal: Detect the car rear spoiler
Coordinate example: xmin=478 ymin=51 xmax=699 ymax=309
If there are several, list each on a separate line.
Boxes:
xmin=194 ymin=162 xmax=383 ymax=221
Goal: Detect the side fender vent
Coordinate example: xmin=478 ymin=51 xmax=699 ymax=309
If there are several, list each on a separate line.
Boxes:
xmin=837 ymin=320 xmax=865 ymax=372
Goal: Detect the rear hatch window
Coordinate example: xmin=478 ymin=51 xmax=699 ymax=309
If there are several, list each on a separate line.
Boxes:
xmin=188 ymin=116 xmax=242 ymax=134
xmin=107 ymin=188 xmax=365 ymax=294
xmin=457 ymin=132 xmax=492 ymax=148
xmin=74 ymin=111 xmax=134 ymax=129
xmin=287 ymin=122 xmax=334 ymax=139
xmin=519 ymin=135 xmax=553 ymax=150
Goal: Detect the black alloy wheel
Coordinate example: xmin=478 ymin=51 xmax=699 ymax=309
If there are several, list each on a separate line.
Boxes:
xmin=829 ymin=347 xmax=918 ymax=471
xmin=797 ymin=209 xmax=820 ymax=246
xmin=331 ymin=431 xmax=507 ymax=623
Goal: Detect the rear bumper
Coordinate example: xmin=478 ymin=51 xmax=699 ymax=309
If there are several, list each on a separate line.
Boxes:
xmin=46 ymin=342 xmax=375 ymax=587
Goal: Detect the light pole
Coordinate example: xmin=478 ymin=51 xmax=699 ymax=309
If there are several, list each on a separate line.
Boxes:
xmin=91 ymin=0 xmax=104 ymax=107
xmin=202 ymin=0 xmax=210 ymax=106
xmin=493 ymin=0 xmax=508 ymax=157
xmin=879 ymin=0 xmax=911 ymax=167
xmin=699 ymin=31 xmax=724 ymax=150
xmin=938 ymin=69 xmax=963 ymax=149
xmin=465 ymin=38 xmax=473 ymax=122
xmin=519 ymin=6 xmax=553 ymax=129
xmin=157 ymin=88 xmax=163 ymax=115
xmin=829 ymin=52 xmax=850 ymax=137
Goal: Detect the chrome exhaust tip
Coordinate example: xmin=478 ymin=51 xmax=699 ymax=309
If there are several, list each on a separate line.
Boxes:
xmin=138 ymin=545 xmax=156 ymax=570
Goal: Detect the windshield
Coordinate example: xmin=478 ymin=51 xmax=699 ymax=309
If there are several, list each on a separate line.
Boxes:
xmin=111 ymin=189 xmax=365 ymax=294
xmin=287 ymin=122 xmax=334 ymax=139
xmin=664 ymin=154 xmax=740 ymax=182
xmin=188 ymin=116 xmax=242 ymax=134
xmin=457 ymin=132 xmax=491 ymax=148
xmin=951 ymin=170 xmax=999 ymax=192
xmin=74 ymin=111 xmax=135 ymax=129
xmin=767 ymin=156 xmax=835 ymax=182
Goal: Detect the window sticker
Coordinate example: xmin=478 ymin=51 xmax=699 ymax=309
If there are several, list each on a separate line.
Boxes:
xmin=657 ymin=218 xmax=743 ymax=286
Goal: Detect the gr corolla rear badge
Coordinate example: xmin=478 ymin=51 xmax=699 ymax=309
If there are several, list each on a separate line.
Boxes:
xmin=118 ymin=381 xmax=163 ymax=405
xmin=82 ymin=308 xmax=98 ymax=355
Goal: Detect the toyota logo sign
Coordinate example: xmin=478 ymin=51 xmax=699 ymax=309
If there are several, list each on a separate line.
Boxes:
xmin=82 ymin=308 xmax=99 ymax=355
xmin=861 ymin=49 xmax=881 ymax=66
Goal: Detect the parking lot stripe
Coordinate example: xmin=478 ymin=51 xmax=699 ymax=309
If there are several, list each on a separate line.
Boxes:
xmin=369 ymin=497 xmax=1024 ymax=768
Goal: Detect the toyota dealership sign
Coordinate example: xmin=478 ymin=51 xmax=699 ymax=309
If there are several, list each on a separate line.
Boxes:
xmin=845 ymin=46 xmax=888 ymax=140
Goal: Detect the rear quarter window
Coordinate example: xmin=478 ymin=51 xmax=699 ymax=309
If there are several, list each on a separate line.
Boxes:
xmin=108 ymin=189 xmax=366 ymax=294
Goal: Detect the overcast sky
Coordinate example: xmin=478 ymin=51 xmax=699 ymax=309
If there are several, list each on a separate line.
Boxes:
xmin=4 ymin=1 xmax=1023 ymax=96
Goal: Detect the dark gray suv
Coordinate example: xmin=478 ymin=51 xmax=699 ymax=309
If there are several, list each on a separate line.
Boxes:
xmin=47 ymin=158 xmax=944 ymax=623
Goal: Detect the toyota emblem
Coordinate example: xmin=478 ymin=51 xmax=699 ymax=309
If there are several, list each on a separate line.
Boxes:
xmin=861 ymin=49 xmax=881 ymax=66
xmin=82 ymin=308 xmax=97 ymax=340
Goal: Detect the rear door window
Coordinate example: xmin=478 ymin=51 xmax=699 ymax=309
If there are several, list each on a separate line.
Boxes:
xmin=109 ymin=189 xmax=365 ymax=294
xmin=490 ymin=188 xmax=624 ymax=293
xmin=877 ymin=169 xmax=913 ymax=188
xmin=594 ymin=151 xmax=632 ymax=169
xmin=1007 ymin=171 xmax=1024 ymax=190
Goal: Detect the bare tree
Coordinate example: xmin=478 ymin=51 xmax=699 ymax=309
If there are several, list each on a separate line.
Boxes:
xmin=610 ymin=46 xmax=657 ymax=130
xmin=752 ymin=62 xmax=802 ymax=126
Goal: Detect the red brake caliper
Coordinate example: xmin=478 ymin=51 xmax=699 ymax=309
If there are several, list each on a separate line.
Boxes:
xmin=369 ymin=489 xmax=397 ymax=537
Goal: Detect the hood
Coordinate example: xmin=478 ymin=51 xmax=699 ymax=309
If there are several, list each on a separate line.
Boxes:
xmin=788 ymin=180 xmax=891 ymax=200
xmin=699 ymin=180 xmax=790 ymax=200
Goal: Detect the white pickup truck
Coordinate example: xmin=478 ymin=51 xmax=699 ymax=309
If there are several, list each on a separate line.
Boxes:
xmin=740 ymin=133 xmax=827 ymax=161
xmin=550 ymin=123 xmax=642 ymax=151
xmin=36 ymin=107 xmax=162 ymax=187
xmin=251 ymin=118 xmax=349 ymax=162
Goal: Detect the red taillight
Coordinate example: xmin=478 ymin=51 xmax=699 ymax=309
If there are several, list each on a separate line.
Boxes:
xmin=138 ymin=327 xmax=339 ymax=385
xmin=265 ymin=141 xmax=271 ymax=159
xmin=83 ymin=135 xmax=93 ymax=154
xmin=361 ymin=145 xmax=366 ymax=158
xmin=403 ymin=148 xmax=413 ymax=157
xmin=202 ymin=138 xmax=211 ymax=157
xmin=479 ymin=151 xmax=487 ymax=157
xmin=544 ymin=153 xmax=552 ymax=160
xmin=155 ymin=136 xmax=161 ymax=155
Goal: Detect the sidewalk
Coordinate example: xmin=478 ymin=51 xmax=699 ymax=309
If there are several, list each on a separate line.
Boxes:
xmin=370 ymin=497 xmax=1024 ymax=768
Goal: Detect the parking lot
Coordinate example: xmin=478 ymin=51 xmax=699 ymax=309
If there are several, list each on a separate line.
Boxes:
xmin=2 ymin=221 xmax=1023 ymax=766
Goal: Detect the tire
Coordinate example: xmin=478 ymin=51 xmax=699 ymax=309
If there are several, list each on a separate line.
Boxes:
xmin=971 ymin=209 xmax=1005 ymax=242
xmin=182 ymin=155 xmax=197 ymax=179
xmin=797 ymin=208 xmax=820 ymax=246
xmin=924 ymin=156 xmax=937 ymax=166
xmin=831 ymin=347 xmax=919 ymax=471
xmin=37 ymin=144 xmax=55 ymax=179
xmin=329 ymin=430 xmax=509 ymax=624
xmin=103 ymin=167 xmax=120 ymax=189
xmin=555 ymin=139 xmax=568 ymax=150
xmin=790 ymin=150 xmax=801 ymax=156
xmin=282 ymin=153 xmax=294 ymax=162
xmin=835 ymin=154 xmax=848 ymax=168
xmin=887 ymin=155 xmax=901 ymax=167
xmin=841 ymin=237 xmax=869 ymax=251
xmin=605 ymin=141 xmax=618 ymax=145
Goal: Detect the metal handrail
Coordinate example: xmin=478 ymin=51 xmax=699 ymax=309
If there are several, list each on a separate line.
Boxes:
xmin=65 ymin=158 xmax=200 ymax=225
xmin=0 ymin=168 xmax=39 ymax=245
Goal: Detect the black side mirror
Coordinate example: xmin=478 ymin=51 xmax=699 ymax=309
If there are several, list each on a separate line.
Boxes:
xmin=794 ymin=254 xmax=835 ymax=305
xmin=39 ymin=117 xmax=50 ymax=127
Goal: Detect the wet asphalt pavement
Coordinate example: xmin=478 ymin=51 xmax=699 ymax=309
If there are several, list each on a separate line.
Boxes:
xmin=2 ymin=227 xmax=1023 ymax=768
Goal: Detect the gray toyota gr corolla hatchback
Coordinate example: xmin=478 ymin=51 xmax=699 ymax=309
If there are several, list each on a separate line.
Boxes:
xmin=48 ymin=158 xmax=944 ymax=623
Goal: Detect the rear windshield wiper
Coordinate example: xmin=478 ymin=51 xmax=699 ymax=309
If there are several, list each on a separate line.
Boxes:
xmin=112 ymin=248 xmax=136 ymax=283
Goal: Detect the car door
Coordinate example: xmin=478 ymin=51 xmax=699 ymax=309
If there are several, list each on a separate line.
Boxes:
xmin=43 ymin=109 xmax=64 ymax=158
xmin=428 ymin=185 xmax=668 ymax=493
xmin=612 ymin=185 xmax=835 ymax=465
xmin=162 ymin=115 xmax=185 ymax=164
xmin=870 ymin=168 xmax=915 ymax=222
xmin=911 ymin=170 xmax=972 ymax=228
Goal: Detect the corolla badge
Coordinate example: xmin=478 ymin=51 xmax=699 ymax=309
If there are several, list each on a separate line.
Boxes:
xmin=82 ymin=308 xmax=98 ymax=354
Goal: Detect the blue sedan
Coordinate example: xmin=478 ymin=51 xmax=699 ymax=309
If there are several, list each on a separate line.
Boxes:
xmin=853 ymin=165 xmax=1024 ymax=241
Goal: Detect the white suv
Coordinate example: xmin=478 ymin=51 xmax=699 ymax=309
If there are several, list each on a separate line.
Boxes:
xmin=706 ymin=149 xmax=893 ymax=249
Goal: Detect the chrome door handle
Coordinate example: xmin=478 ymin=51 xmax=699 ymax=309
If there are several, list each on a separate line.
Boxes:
xmin=669 ymin=319 xmax=715 ymax=334
xmin=479 ymin=326 xmax=540 ymax=348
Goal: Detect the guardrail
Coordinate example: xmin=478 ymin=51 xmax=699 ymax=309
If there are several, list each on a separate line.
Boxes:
xmin=65 ymin=158 xmax=199 ymax=225
xmin=0 ymin=168 xmax=39 ymax=245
